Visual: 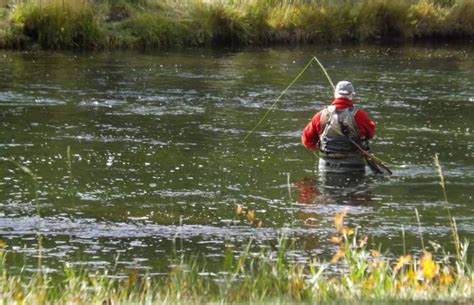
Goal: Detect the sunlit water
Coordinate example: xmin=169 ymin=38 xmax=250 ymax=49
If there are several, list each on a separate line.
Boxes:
xmin=0 ymin=45 xmax=473 ymax=274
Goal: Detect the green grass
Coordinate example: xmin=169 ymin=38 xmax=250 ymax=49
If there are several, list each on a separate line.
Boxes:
xmin=122 ymin=13 xmax=187 ymax=49
xmin=0 ymin=217 xmax=471 ymax=304
xmin=9 ymin=1 xmax=104 ymax=49
xmin=447 ymin=0 xmax=474 ymax=37
xmin=0 ymin=155 xmax=472 ymax=304
xmin=0 ymin=153 xmax=471 ymax=304
xmin=356 ymin=0 xmax=412 ymax=41
xmin=186 ymin=1 xmax=252 ymax=46
xmin=0 ymin=0 xmax=473 ymax=50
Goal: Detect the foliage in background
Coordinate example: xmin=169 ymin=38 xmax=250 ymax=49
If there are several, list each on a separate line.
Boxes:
xmin=7 ymin=1 xmax=104 ymax=49
xmin=0 ymin=0 xmax=472 ymax=49
xmin=356 ymin=0 xmax=411 ymax=41
xmin=122 ymin=13 xmax=187 ymax=49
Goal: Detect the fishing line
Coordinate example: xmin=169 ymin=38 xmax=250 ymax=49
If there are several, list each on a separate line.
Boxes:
xmin=312 ymin=56 xmax=335 ymax=91
xmin=311 ymin=61 xmax=394 ymax=170
xmin=307 ymin=58 xmax=393 ymax=171
xmin=242 ymin=56 xmax=332 ymax=142
xmin=242 ymin=56 xmax=392 ymax=173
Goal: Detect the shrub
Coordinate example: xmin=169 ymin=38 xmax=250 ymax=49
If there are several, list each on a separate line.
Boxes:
xmin=356 ymin=0 xmax=411 ymax=41
xmin=409 ymin=0 xmax=449 ymax=38
xmin=123 ymin=13 xmax=187 ymax=48
xmin=266 ymin=3 xmax=357 ymax=44
xmin=240 ymin=1 xmax=273 ymax=45
xmin=446 ymin=0 xmax=474 ymax=37
xmin=107 ymin=1 xmax=133 ymax=22
xmin=1 ymin=0 xmax=473 ymax=50
xmin=267 ymin=4 xmax=322 ymax=43
xmin=185 ymin=2 xmax=250 ymax=46
xmin=10 ymin=2 xmax=104 ymax=49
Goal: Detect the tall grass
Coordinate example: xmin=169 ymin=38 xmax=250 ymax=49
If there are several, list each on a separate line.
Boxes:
xmin=183 ymin=1 xmax=251 ymax=46
xmin=9 ymin=0 xmax=104 ymax=49
xmin=122 ymin=13 xmax=187 ymax=49
xmin=0 ymin=211 xmax=471 ymax=304
xmin=356 ymin=0 xmax=412 ymax=41
xmin=0 ymin=0 xmax=473 ymax=49
xmin=409 ymin=0 xmax=450 ymax=38
xmin=433 ymin=153 xmax=461 ymax=260
xmin=447 ymin=0 xmax=474 ymax=37
xmin=0 ymin=154 xmax=471 ymax=303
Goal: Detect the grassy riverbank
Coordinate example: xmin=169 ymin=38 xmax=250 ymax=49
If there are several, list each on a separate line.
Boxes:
xmin=0 ymin=212 xmax=472 ymax=304
xmin=0 ymin=0 xmax=473 ymax=50
xmin=1 ymin=155 xmax=472 ymax=304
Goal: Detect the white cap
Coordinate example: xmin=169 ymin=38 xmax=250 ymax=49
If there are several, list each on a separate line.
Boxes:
xmin=334 ymin=81 xmax=355 ymax=99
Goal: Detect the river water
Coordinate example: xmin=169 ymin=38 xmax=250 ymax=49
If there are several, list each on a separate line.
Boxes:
xmin=0 ymin=45 xmax=473 ymax=274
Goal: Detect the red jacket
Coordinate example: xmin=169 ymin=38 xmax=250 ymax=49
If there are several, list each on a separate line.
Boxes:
xmin=301 ymin=98 xmax=376 ymax=150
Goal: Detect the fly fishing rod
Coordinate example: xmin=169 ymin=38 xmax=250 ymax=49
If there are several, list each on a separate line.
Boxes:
xmin=242 ymin=56 xmax=392 ymax=175
xmin=242 ymin=57 xmax=333 ymax=143
xmin=347 ymin=138 xmax=392 ymax=175
xmin=323 ymin=79 xmax=393 ymax=175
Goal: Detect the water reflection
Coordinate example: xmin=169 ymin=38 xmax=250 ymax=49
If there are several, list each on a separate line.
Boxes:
xmin=295 ymin=169 xmax=374 ymax=206
xmin=292 ymin=169 xmax=374 ymax=254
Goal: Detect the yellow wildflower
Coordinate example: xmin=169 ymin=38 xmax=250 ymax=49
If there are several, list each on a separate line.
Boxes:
xmin=331 ymin=247 xmax=345 ymax=264
xmin=330 ymin=235 xmax=342 ymax=244
xmin=370 ymin=250 xmax=380 ymax=257
xmin=289 ymin=277 xmax=304 ymax=291
xmin=236 ymin=205 xmax=243 ymax=215
xmin=363 ymin=275 xmax=374 ymax=290
xmin=439 ymin=270 xmax=453 ymax=286
xmin=334 ymin=208 xmax=348 ymax=233
xmin=394 ymin=279 xmax=403 ymax=292
xmin=358 ymin=236 xmax=368 ymax=247
xmin=246 ymin=210 xmax=255 ymax=223
xmin=415 ymin=282 xmax=424 ymax=291
xmin=405 ymin=268 xmax=417 ymax=283
xmin=341 ymin=226 xmax=354 ymax=236
xmin=420 ymin=251 xmax=439 ymax=281
xmin=393 ymin=255 xmax=412 ymax=273
xmin=14 ymin=291 xmax=24 ymax=303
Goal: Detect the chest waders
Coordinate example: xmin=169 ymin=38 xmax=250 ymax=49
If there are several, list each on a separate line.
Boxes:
xmin=318 ymin=106 xmax=367 ymax=173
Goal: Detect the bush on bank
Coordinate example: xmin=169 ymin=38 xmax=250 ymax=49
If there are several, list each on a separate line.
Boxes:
xmin=7 ymin=2 xmax=104 ymax=49
xmin=0 ymin=0 xmax=472 ymax=50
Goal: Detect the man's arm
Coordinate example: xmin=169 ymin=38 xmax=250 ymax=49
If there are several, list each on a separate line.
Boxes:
xmin=354 ymin=110 xmax=376 ymax=139
xmin=301 ymin=112 xmax=322 ymax=149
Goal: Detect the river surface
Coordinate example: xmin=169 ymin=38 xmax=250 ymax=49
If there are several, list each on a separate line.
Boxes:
xmin=0 ymin=45 xmax=473 ymax=275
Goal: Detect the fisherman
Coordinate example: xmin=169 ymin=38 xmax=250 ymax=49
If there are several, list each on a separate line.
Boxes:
xmin=301 ymin=81 xmax=376 ymax=173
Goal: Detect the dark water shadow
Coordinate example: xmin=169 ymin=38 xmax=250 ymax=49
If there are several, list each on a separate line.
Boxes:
xmin=295 ymin=169 xmax=376 ymax=206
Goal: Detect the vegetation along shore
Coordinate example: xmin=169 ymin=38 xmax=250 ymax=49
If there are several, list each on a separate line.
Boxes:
xmin=0 ymin=210 xmax=472 ymax=304
xmin=0 ymin=0 xmax=473 ymax=50
xmin=0 ymin=156 xmax=472 ymax=304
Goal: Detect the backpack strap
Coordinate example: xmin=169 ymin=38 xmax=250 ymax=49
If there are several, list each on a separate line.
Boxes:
xmin=338 ymin=107 xmax=357 ymax=137
xmin=319 ymin=105 xmax=335 ymax=132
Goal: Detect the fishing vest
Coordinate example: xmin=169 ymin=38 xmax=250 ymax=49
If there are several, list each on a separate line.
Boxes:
xmin=319 ymin=106 xmax=364 ymax=155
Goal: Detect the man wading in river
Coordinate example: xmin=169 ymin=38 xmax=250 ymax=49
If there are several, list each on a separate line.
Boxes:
xmin=302 ymin=81 xmax=376 ymax=173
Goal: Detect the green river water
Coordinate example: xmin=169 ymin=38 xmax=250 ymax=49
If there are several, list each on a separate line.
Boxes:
xmin=0 ymin=45 xmax=473 ymax=275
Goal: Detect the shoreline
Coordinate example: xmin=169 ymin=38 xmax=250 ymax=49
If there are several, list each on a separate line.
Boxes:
xmin=0 ymin=0 xmax=473 ymax=51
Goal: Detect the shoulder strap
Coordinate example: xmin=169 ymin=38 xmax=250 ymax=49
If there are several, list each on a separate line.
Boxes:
xmin=319 ymin=105 xmax=335 ymax=131
xmin=338 ymin=108 xmax=350 ymax=136
xmin=338 ymin=107 xmax=361 ymax=138
xmin=349 ymin=107 xmax=360 ymax=136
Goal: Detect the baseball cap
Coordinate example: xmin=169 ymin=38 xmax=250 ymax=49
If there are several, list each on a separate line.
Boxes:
xmin=335 ymin=81 xmax=355 ymax=99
